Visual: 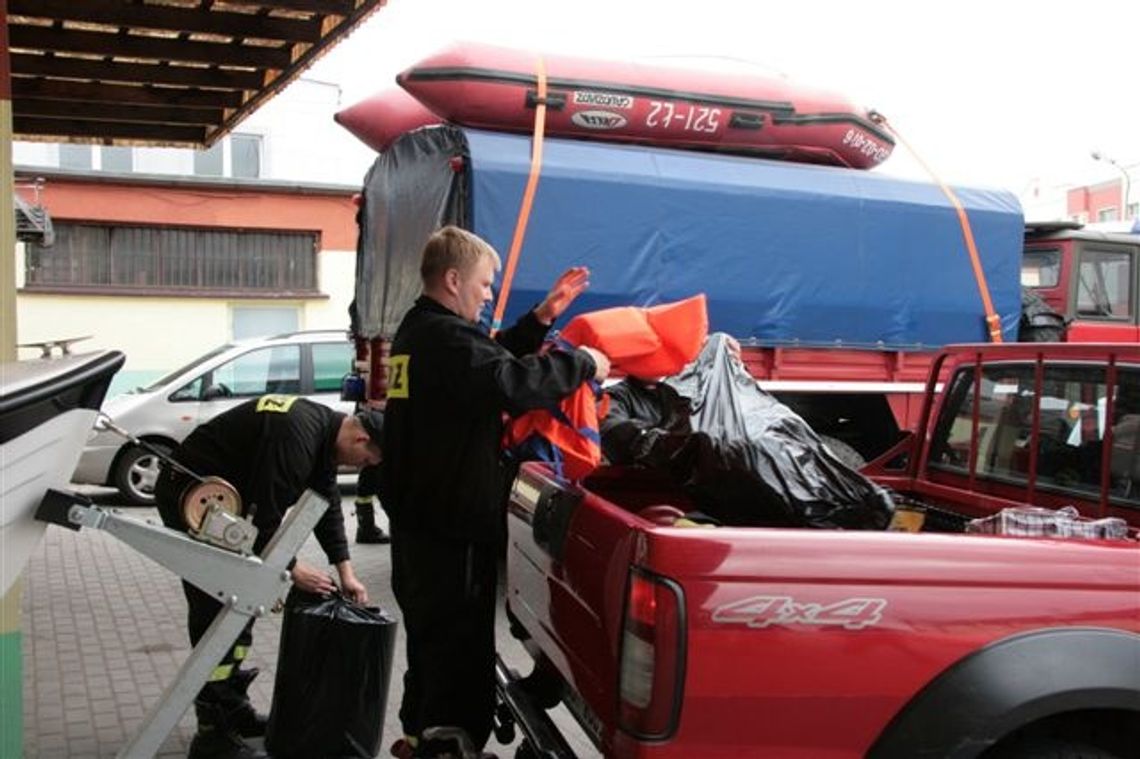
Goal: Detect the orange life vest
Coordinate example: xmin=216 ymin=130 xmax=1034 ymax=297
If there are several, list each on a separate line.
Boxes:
xmin=560 ymin=294 xmax=708 ymax=379
xmin=506 ymin=375 xmax=610 ymax=482
xmin=505 ymin=295 xmax=708 ymax=481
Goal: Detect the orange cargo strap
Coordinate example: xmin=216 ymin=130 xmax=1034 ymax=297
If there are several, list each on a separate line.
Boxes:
xmin=490 ymin=55 xmax=548 ymax=337
xmin=872 ymin=113 xmax=1004 ymax=344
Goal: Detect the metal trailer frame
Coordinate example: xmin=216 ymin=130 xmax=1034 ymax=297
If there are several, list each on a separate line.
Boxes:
xmin=35 ymin=487 xmax=329 ymax=759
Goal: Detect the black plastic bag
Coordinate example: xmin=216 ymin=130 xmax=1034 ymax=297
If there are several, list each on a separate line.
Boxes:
xmin=601 ymin=333 xmax=894 ymax=529
xmin=265 ymin=588 xmax=397 ymax=758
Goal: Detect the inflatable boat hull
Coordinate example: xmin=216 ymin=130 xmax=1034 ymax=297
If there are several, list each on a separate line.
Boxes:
xmin=397 ymin=42 xmax=894 ymax=169
xmin=334 ymin=86 xmax=440 ymax=153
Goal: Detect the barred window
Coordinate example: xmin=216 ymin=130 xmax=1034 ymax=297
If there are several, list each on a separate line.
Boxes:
xmin=24 ymin=223 xmax=318 ymax=294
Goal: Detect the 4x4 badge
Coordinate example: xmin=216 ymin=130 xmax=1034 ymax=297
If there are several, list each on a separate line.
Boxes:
xmin=712 ymin=595 xmax=887 ymax=630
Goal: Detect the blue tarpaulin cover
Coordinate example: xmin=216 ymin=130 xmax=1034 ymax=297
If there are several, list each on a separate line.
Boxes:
xmin=463 ymin=128 xmax=1024 ymax=348
xmin=351 ymin=126 xmax=1024 ymax=349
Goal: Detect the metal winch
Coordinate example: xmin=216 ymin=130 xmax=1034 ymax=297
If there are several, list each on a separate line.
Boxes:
xmin=95 ymin=414 xmax=258 ymax=554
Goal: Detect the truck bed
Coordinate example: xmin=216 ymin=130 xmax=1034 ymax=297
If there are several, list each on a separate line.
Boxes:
xmin=504 ymin=462 xmax=1140 ymax=758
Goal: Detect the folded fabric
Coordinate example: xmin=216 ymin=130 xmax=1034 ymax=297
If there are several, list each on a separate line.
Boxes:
xmin=560 ymin=294 xmax=708 ymax=379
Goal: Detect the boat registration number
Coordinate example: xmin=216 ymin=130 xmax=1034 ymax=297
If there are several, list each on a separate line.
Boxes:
xmin=646 ymin=101 xmax=722 ymax=133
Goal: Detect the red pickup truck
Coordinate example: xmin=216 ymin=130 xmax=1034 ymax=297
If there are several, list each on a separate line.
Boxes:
xmin=498 ymin=342 xmax=1140 ymax=758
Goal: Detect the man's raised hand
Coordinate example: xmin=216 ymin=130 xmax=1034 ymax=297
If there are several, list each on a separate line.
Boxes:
xmin=536 ymin=266 xmax=590 ymax=325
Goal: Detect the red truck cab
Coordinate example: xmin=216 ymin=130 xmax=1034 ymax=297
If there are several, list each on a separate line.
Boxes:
xmin=499 ymin=342 xmax=1140 ymax=759
xmin=1022 ymin=222 xmax=1140 ymax=342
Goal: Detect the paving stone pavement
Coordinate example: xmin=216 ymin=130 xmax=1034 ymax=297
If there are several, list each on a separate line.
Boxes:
xmin=21 ymin=491 xmax=597 ymax=758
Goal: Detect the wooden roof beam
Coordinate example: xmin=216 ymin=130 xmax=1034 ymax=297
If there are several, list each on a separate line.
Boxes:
xmin=7 ymin=0 xmax=323 ymax=43
xmin=12 ymin=78 xmax=245 ymax=109
xmin=13 ymin=116 xmax=208 ymax=144
xmin=14 ymin=99 xmax=224 ymax=127
xmin=223 ymin=0 xmax=357 ymax=14
xmin=9 ymin=54 xmax=264 ymax=91
xmin=8 ymin=26 xmax=293 ymax=69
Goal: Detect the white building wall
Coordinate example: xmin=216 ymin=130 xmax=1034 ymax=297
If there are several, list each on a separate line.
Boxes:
xmin=15 ymin=246 xmax=358 ymax=396
xmin=16 ymin=293 xmax=231 ymax=392
xmin=306 ymin=246 xmax=358 ymax=332
xmin=240 ymin=79 xmax=376 ymax=186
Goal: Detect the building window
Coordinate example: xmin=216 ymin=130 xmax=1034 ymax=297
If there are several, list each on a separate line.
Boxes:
xmin=24 ymin=223 xmax=318 ymax=294
xmin=59 ymin=144 xmax=92 ymax=170
xmin=101 ymin=146 xmax=134 ymax=173
xmin=232 ymin=306 xmax=299 ymax=340
xmin=193 ymin=143 xmax=224 ymax=177
xmin=231 ymin=134 xmax=262 ymax=179
xmin=192 ymin=134 xmax=261 ymax=178
xmin=1097 ymin=207 xmax=1119 ymax=222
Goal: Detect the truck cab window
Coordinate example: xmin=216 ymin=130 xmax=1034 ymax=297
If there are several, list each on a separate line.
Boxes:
xmin=1109 ymin=370 xmax=1140 ymax=502
xmin=930 ymin=363 xmax=1115 ymax=500
xmin=1033 ymin=366 xmax=1108 ymax=496
xmin=929 ymin=370 xmax=981 ymax=470
xmin=1077 ymin=248 xmax=1132 ymax=318
xmin=1021 ymin=248 xmax=1060 ymax=288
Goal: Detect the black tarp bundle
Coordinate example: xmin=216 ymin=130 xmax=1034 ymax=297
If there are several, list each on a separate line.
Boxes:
xmin=350 ymin=126 xmax=469 ymax=340
xmin=1018 ymin=286 xmax=1067 ymax=342
xmin=600 ymin=334 xmax=894 ymax=529
xmin=265 ymin=588 xmax=398 ymax=758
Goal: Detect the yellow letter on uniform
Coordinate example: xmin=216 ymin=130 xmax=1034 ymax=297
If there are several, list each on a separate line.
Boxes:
xmin=256 ymin=394 xmax=298 ymax=413
xmin=387 ymin=355 xmax=410 ymax=399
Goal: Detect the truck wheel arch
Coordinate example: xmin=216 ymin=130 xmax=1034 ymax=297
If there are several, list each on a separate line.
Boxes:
xmin=868 ymin=627 xmax=1140 ymax=759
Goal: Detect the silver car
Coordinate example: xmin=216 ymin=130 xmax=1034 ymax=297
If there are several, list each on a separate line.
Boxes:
xmin=72 ymin=330 xmax=356 ymax=504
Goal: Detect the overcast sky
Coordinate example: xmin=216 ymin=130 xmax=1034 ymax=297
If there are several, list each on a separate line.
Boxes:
xmin=305 ymin=0 xmax=1138 ymax=196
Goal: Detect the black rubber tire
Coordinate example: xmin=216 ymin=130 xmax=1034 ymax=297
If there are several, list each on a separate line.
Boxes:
xmin=820 ymin=435 xmax=866 ymax=469
xmin=985 ymin=736 xmax=1122 ymax=758
xmin=113 ymin=442 xmax=172 ymax=506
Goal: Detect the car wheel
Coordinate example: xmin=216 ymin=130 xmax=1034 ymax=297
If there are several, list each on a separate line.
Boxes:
xmin=113 ymin=442 xmax=172 ymax=506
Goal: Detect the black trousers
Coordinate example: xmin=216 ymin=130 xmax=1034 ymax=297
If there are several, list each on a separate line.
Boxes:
xmin=391 ymin=527 xmax=497 ymax=751
xmin=183 ymin=581 xmax=256 ymax=704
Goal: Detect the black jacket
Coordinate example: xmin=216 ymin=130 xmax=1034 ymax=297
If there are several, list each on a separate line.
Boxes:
xmin=156 ymin=396 xmax=350 ymax=563
xmin=382 ymin=296 xmax=596 ymax=543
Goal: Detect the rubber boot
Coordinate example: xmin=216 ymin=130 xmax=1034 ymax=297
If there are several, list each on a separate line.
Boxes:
xmin=355 ymin=499 xmax=390 ymax=544
xmin=228 ymin=667 xmax=269 ymax=739
xmin=418 ymin=727 xmax=499 ymax=758
xmin=188 ymin=699 xmax=267 ymax=759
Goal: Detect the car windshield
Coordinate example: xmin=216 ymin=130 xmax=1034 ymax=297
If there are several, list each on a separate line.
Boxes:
xmin=139 ymin=344 xmax=237 ymax=392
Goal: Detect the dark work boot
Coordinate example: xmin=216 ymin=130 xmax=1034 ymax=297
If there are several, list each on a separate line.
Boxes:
xmin=228 ymin=668 xmax=269 ymax=739
xmin=355 ymin=499 xmax=390 ymax=544
xmin=189 ymin=699 xmax=267 ymax=759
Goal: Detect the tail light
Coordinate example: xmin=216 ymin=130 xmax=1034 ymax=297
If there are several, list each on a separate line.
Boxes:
xmin=618 ymin=567 xmax=686 ymax=740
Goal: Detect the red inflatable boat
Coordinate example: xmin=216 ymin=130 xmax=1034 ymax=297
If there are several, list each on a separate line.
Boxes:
xmin=334 ymin=86 xmax=440 ymax=153
xmin=396 ymin=42 xmax=894 ymax=169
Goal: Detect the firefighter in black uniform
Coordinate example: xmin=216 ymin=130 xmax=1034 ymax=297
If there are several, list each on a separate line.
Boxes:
xmin=156 ymin=396 xmax=381 ymax=759
xmin=383 ymin=226 xmax=611 ymax=759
